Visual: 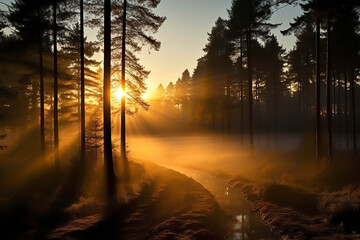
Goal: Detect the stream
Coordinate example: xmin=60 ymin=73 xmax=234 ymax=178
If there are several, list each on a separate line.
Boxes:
xmin=164 ymin=166 xmax=281 ymax=240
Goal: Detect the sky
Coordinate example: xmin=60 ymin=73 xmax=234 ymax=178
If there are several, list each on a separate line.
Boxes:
xmin=1 ymin=0 xmax=302 ymax=93
xmin=138 ymin=0 xmax=302 ymax=92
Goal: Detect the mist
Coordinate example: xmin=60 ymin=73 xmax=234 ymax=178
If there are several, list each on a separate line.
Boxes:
xmin=1 ymin=0 xmax=360 ymax=239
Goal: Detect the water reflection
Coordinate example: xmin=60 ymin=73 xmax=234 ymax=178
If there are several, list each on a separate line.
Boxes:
xmin=164 ymin=166 xmax=280 ymax=240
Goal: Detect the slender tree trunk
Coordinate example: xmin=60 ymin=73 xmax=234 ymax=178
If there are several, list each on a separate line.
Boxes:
xmin=256 ymin=77 xmax=260 ymax=134
xmin=332 ymin=76 xmax=336 ymax=116
xmin=326 ymin=19 xmax=333 ymax=163
xmin=53 ymin=0 xmax=59 ymax=166
xmin=345 ymin=72 xmax=349 ymax=149
xmin=32 ymin=77 xmax=37 ymax=112
xmin=246 ymin=26 xmax=254 ymax=155
xmin=337 ymin=75 xmax=341 ymax=136
xmin=104 ymin=0 xmax=116 ymax=198
xmin=274 ymin=75 xmax=279 ymax=145
xmin=78 ymin=67 xmax=80 ymax=123
xmin=50 ymin=91 xmax=53 ymax=148
xmin=80 ymin=0 xmax=85 ymax=163
xmin=349 ymin=68 xmax=357 ymax=155
xmin=240 ymin=37 xmax=244 ymax=145
xmin=298 ymin=79 xmax=301 ymax=113
xmin=39 ymin=31 xmax=45 ymax=155
xmin=120 ymin=0 xmax=127 ymax=161
xmin=316 ymin=16 xmax=321 ymax=163
xmin=226 ymin=75 xmax=230 ymax=133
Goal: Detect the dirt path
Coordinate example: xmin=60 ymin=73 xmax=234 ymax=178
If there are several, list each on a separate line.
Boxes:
xmin=49 ymin=161 xmax=227 ymax=240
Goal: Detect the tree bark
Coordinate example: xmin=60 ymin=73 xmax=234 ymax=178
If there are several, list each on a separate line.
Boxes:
xmin=246 ymin=26 xmax=254 ymax=155
xmin=39 ymin=30 xmax=45 ymax=155
xmin=345 ymin=72 xmax=349 ymax=149
xmin=120 ymin=0 xmax=127 ymax=161
xmin=226 ymin=75 xmax=230 ymax=134
xmin=316 ymin=16 xmax=321 ymax=163
xmin=240 ymin=37 xmax=244 ymax=146
xmin=53 ymin=0 xmax=59 ymax=166
xmin=349 ymin=68 xmax=357 ymax=155
xmin=80 ymin=0 xmax=85 ymax=163
xmin=104 ymin=0 xmax=116 ymax=199
xmin=326 ymin=19 xmax=333 ymax=163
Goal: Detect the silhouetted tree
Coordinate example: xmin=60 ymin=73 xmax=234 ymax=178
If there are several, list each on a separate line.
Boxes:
xmin=202 ymin=18 xmax=232 ymax=132
xmin=103 ymin=0 xmax=116 ymax=199
xmin=80 ymin=0 xmax=85 ymax=165
xmin=89 ymin=0 xmax=165 ymax=161
xmin=164 ymin=82 xmax=175 ymax=112
xmin=7 ymin=0 xmax=52 ymax=154
xmin=174 ymin=69 xmax=191 ymax=121
xmin=228 ymin=0 xmax=278 ymax=154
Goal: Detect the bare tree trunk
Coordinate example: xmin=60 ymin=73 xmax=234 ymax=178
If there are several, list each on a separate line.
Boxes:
xmin=246 ymin=26 xmax=254 ymax=155
xmin=53 ymin=0 xmax=59 ymax=166
xmin=240 ymin=37 xmax=244 ymax=146
xmin=337 ymin=75 xmax=341 ymax=136
xmin=78 ymin=68 xmax=80 ymax=123
xmin=316 ymin=15 xmax=321 ymax=163
xmin=32 ymin=77 xmax=37 ymax=112
xmin=350 ymin=68 xmax=357 ymax=155
xmin=39 ymin=31 xmax=45 ymax=155
xmin=326 ymin=19 xmax=333 ymax=163
xmin=298 ymin=79 xmax=301 ymax=113
xmin=226 ymin=75 xmax=230 ymax=133
xmin=345 ymin=72 xmax=349 ymax=149
xmin=50 ymin=91 xmax=53 ymax=148
xmin=104 ymin=0 xmax=116 ymax=199
xmin=80 ymin=0 xmax=85 ymax=163
xmin=120 ymin=0 xmax=127 ymax=161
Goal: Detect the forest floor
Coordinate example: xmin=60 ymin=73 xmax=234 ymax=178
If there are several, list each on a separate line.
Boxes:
xmin=47 ymin=161 xmax=227 ymax=240
xmin=125 ymin=135 xmax=360 ymax=239
xmin=209 ymin=171 xmax=360 ymax=240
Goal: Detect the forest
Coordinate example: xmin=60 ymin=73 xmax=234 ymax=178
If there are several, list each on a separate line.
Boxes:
xmin=0 ymin=0 xmax=360 ymax=239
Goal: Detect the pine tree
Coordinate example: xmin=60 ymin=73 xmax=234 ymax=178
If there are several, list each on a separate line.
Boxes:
xmin=89 ymin=0 xmax=165 ymax=161
xmin=203 ymin=18 xmax=232 ymax=132
xmin=103 ymin=0 xmax=116 ymax=199
xmin=7 ymin=0 xmax=52 ymax=155
xmin=228 ymin=0 xmax=278 ymax=154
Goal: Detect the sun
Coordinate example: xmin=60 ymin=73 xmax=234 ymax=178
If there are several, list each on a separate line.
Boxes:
xmin=114 ymin=88 xmax=125 ymax=101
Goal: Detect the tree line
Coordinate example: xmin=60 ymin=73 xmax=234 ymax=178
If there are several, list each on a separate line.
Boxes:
xmin=0 ymin=0 xmax=164 ymax=198
xmin=145 ymin=0 xmax=360 ymax=162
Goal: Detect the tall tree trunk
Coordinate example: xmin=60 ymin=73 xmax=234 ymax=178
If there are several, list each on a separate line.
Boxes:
xmin=298 ymin=79 xmax=301 ymax=113
xmin=226 ymin=75 xmax=230 ymax=133
xmin=120 ymin=0 xmax=127 ymax=161
xmin=349 ymin=68 xmax=357 ymax=155
xmin=104 ymin=0 xmax=116 ymax=198
xmin=80 ymin=0 xmax=85 ymax=163
xmin=39 ymin=31 xmax=45 ymax=155
xmin=326 ymin=19 xmax=333 ymax=163
xmin=32 ymin=77 xmax=37 ymax=112
xmin=53 ymin=0 xmax=59 ymax=166
xmin=337 ymin=75 xmax=341 ymax=136
xmin=274 ymin=75 xmax=279 ymax=146
xmin=78 ymin=67 xmax=80 ymax=123
xmin=246 ymin=26 xmax=254 ymax=155
xmin=256 ymin=77 xmax=260 ymax=134
xmin=50 ymin=91 xmax=53 ymax=148
xmin=315 ymin=15 xmax=321 ymax=163
xmin=240 ymin=37 xmax=244 ymax=146
xmin=345 ymin=72 xmax=349 ymax=149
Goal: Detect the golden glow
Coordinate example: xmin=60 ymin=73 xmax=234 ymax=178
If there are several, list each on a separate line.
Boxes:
xmin=114 ymin=88 xmax=125 ymax=101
